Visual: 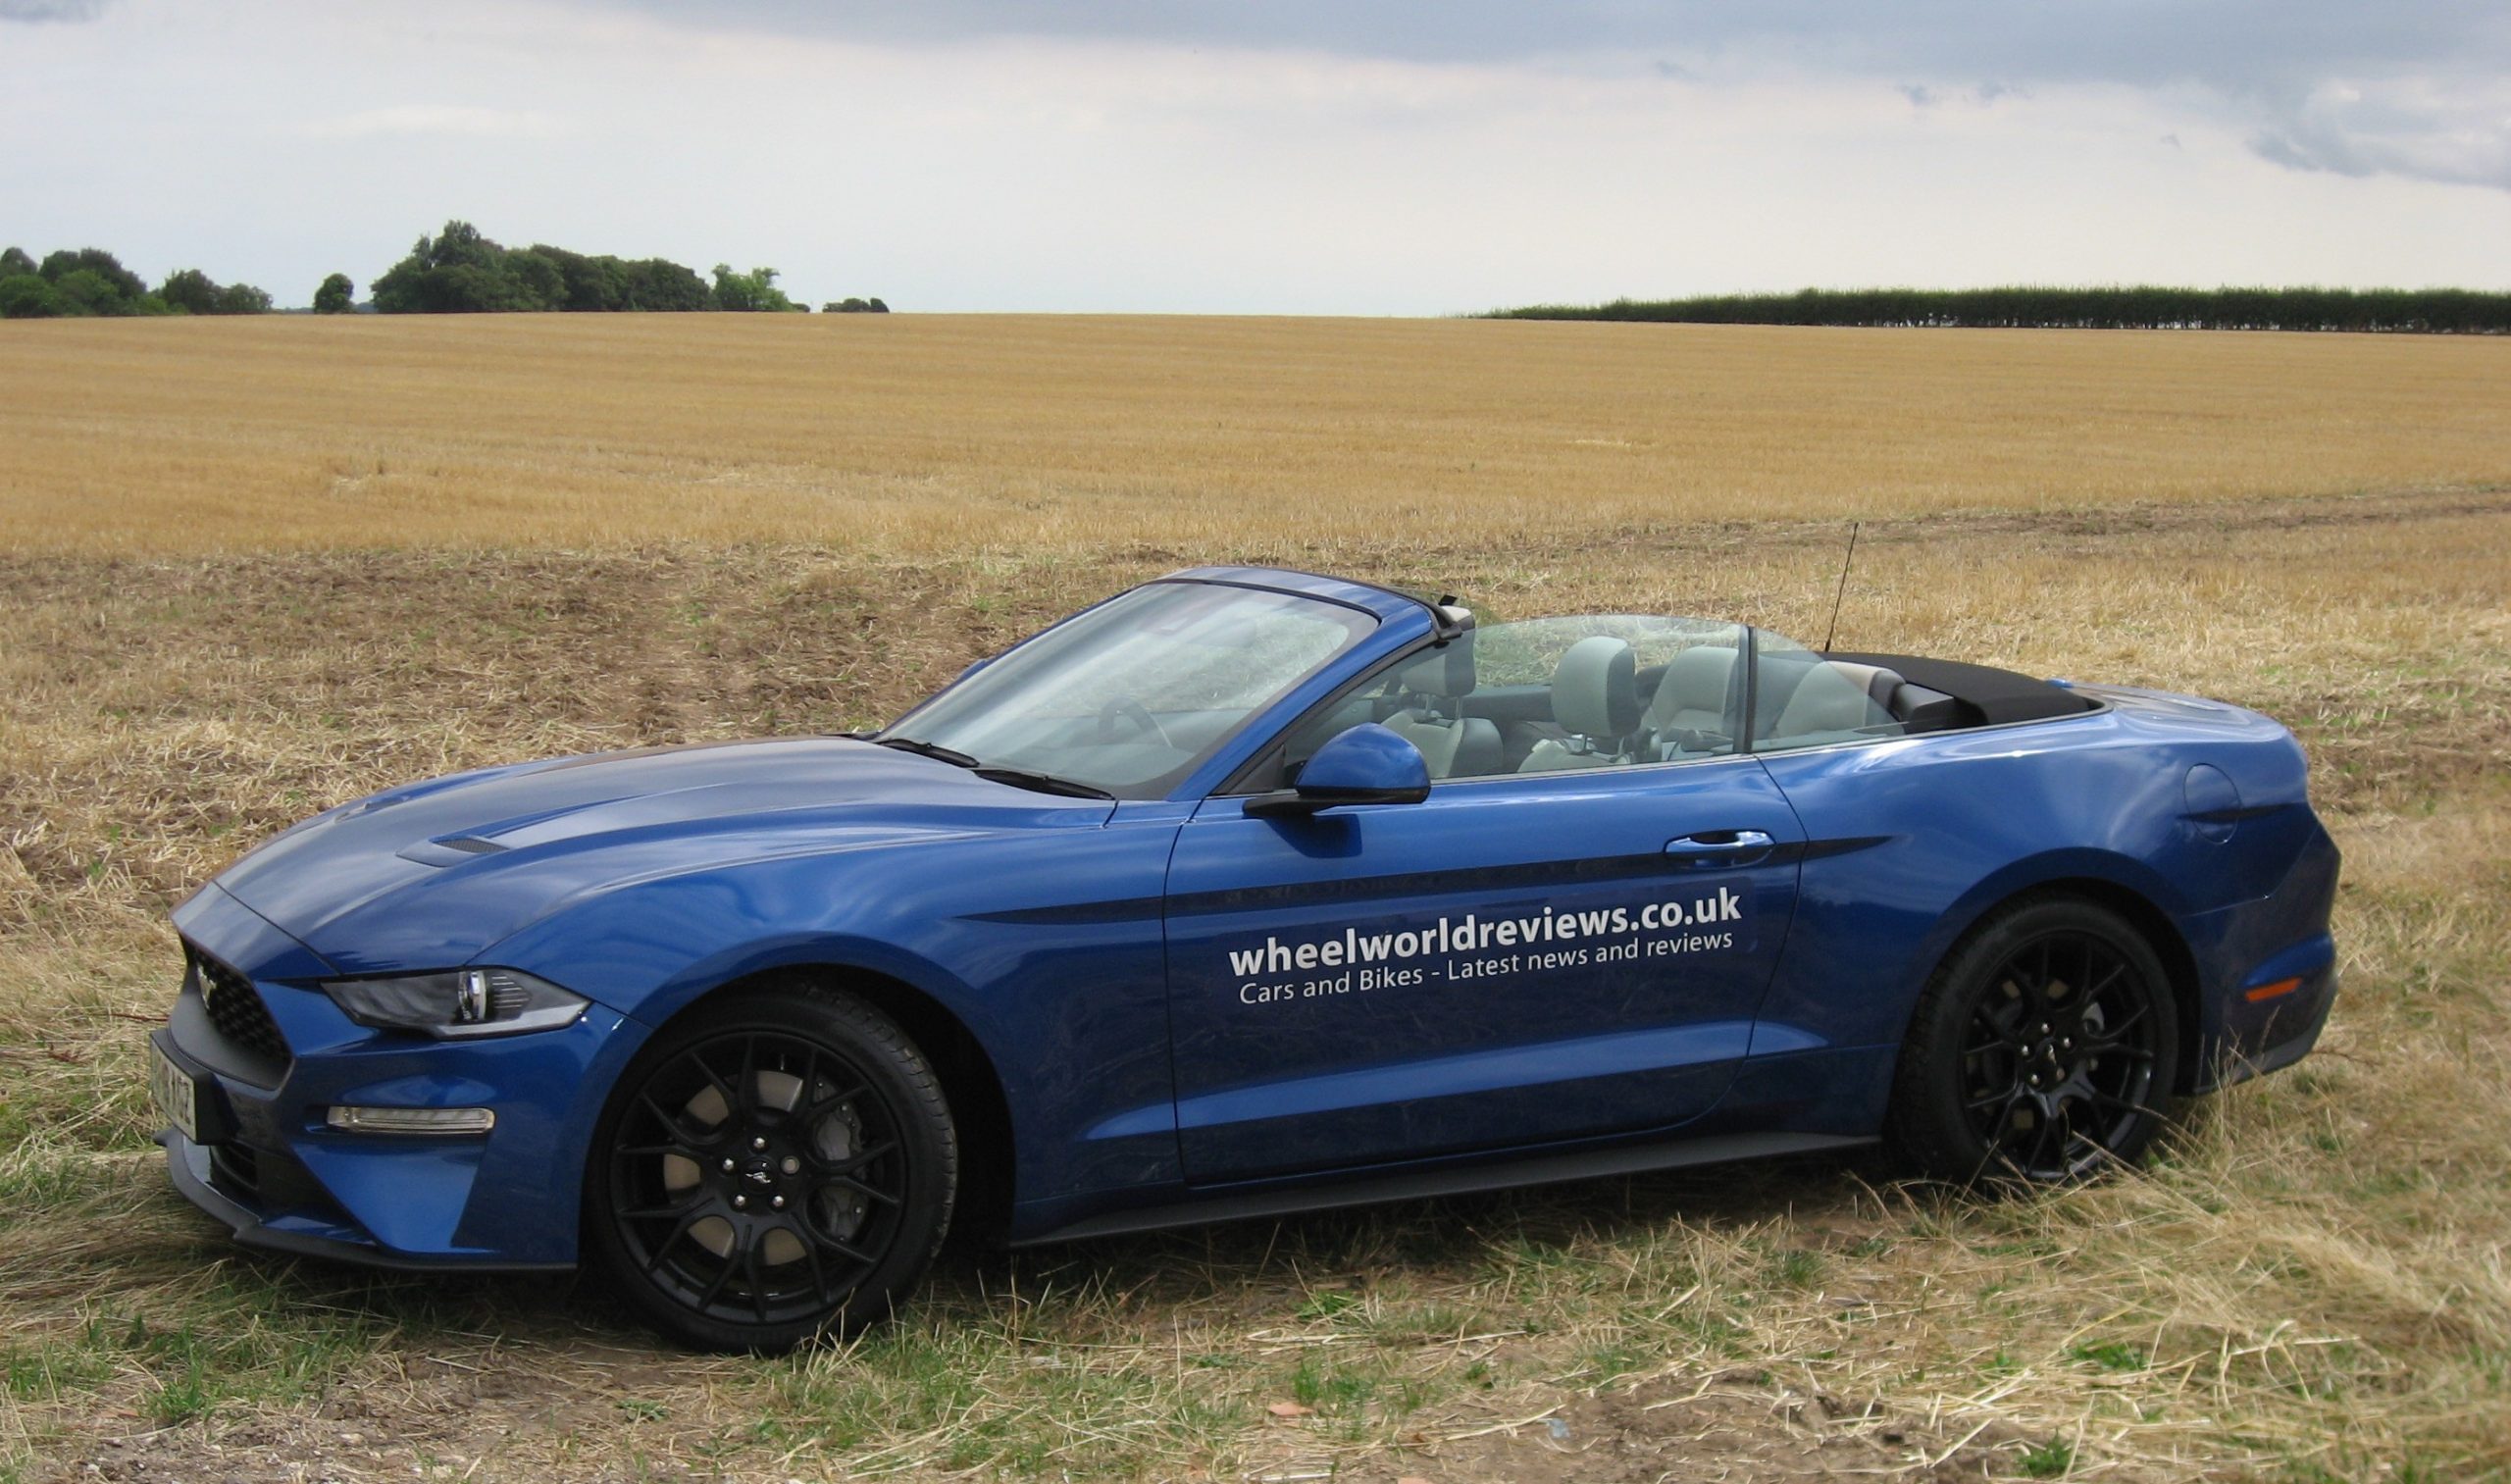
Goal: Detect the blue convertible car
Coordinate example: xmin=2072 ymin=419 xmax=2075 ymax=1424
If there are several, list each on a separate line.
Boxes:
xmin=151 ymin=567 xmax=2339 ymax=1349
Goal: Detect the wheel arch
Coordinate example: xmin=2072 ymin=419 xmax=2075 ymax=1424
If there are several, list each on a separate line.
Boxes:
xmin=619 ymin=958 xmax=1021 ymax=1245
xmin=1909 ymin=872 xmax=2204 ymax=1096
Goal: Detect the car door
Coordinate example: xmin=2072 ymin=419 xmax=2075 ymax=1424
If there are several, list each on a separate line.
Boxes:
xmin=1161 ymin=757 xmax=1805 ymax=1184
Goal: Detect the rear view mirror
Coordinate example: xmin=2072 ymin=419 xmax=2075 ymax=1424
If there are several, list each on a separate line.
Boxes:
xmin=1245 ymin=724 xmax=1430 ymax=818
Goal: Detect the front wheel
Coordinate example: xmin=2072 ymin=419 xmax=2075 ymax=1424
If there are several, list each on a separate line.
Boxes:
xmin=586 ymin=984 xmax=957 ymax=1352
xmin=1885 ymin=896 xmax=2180 ymax=1184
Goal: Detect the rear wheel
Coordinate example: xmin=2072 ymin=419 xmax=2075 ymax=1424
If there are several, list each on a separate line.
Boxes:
xmin=1885 ymin=896 xmax=2179 ymax=1184
xmin=586 ymin=984 xmax=956 ymax=1352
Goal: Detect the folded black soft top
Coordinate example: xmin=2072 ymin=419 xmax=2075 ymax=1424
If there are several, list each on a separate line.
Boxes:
xmin=1826 ymin=651 xmax=2102 ymax=727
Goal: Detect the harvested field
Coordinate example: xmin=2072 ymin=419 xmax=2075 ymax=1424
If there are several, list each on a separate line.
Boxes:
xmin=1 ymin=315 xmax=2505 ymax=555
xmin=0 ymin=317 xmax=2507 ymax=1482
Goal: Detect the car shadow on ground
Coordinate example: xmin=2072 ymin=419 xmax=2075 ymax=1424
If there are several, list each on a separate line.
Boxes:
xmin=930 ymin=1147 xmax=1901 ymax=1318
xmin=175 ymin=1147 xmax=1899 ymax=1359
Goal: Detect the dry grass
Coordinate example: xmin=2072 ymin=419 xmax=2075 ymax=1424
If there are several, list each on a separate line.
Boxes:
xmin=0 ymin=315 xmax=2505 ymax=556
xmin=0 ymin=318 xmax=2507 ymax=1481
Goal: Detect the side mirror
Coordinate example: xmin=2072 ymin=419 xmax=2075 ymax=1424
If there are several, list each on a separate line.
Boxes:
xmin=1245 ymin=724 xmax=1430 ymax=818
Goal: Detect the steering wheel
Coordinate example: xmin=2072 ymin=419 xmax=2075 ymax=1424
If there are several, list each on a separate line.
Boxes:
xmin=1096 ymin=696 xmax=1174 ymax=748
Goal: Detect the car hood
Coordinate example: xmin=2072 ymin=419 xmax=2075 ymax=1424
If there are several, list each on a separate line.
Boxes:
xmin=204 ymin=737 xmax=1113 ymax=974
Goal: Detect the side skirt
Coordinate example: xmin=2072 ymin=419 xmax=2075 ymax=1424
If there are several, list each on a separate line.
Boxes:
xmin=1012 ymin=1130 xmax=1874 ymax=1247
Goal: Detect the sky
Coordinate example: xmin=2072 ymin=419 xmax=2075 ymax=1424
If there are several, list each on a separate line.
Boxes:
xmin=3 ymin=0 xmax=2506 ymax=313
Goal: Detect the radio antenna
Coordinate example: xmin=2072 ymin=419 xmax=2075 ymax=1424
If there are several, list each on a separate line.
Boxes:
xmin=1820 ymin=520 xmax=1861 ymax=654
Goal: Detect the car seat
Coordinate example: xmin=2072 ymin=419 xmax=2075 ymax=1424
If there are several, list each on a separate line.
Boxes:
xmin=1764 ymin=659 xmax=1910 ymax=745
xmin=1639 ymin=644 xmax=1739 ymax=758
xmin=1517 ymin=636 xmax=1643 ymax=772
xmin=1379 ymin=643 xmax=1503 ymax=779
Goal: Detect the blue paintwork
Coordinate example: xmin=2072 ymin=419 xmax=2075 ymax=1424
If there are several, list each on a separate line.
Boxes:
xmin=156 ymin=568 xmax=2341 ymax=1271
xmin=1162 ymin=758 xmax=1803 ymax=1185
xmin=1283 ymin=721 xmax=1429 ymax=799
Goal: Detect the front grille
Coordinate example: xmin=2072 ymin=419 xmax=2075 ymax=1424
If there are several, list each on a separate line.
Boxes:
xmin=192 ymin=948 xmax=289 ymax=1066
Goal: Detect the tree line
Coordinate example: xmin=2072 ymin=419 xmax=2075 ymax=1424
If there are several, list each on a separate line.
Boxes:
xmin=3 ymin=220 xmax=890 ymax=319
xmin=0 ymin=245 xmax=273 ymax=319
xmin=1483 ymin=286 xmax=2511 ymax=333
xmin=370 ymin=222 xmax=886 ymax=313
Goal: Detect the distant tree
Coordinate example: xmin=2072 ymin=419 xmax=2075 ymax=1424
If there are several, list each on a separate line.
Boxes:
xmin=39 ymin=247 xmax=145 ymax=301
xmin=51 ymin=268 xmax=127 ymax=315
xmin=422 ymin=219 xmax=501 ymax=272
xmin=711 ymin=264 xmax=795 ymax=313
xmin=373 ymin=220 xmax=550 ymax=312
xmin=867 ymin=297 xmax=888 ymax=313
xmin=511 ymin=248 xmax=571 ymax=309
xmin=157 ymin=267 xmax=272 ymax=315
xmin=369 ymin=222 xmax=719 ymax=313
xmin=619 ymin=257 xmax=709 ymax=311
xmin=313 ymin=273 xmax=355 ymax=314
xmin=525 ymin=244 xmax=625 ymax=311
xmin=0 ymin=273 xmax=64 ymax=319
xmin=1483 ymin=284 xmax=2511 ymax=334
xmin=159 ymin=268 xmax=221 ymax=315
xmin=0 ymin=246 xmax=34 ymax=279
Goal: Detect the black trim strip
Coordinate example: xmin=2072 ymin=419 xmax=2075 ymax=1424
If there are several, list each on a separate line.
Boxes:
xmin=966 ymin=897 xmax=1165 ymax=926
xmin=1801 ymin=835 xmax=1891 ymax=862
xmin=1162 ymin=847 xmax=1791 ymax=918
xmin=1154 ymin=574 xmax=1385 ymax=622
xmin=967 ymin=837 xmax=1888 ymax=925
xmin=1014 ymin=1131 xmax=1873 ymax=1246
xmin=2186 ymin=803 xmax=2289 ymax=824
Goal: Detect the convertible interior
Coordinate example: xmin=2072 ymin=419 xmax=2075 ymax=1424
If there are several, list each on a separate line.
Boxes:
xmin=899 ymin=587 xmax=2102 ymax=794
xmin=1282 ymin=617 xmax=2102 ymax=783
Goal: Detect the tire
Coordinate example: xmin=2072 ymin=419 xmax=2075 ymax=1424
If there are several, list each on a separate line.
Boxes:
xmin=585 ymin=983 xmax=957 ymax=1353
xmin=1884 ymin=896 xmax=2180 ymax=1185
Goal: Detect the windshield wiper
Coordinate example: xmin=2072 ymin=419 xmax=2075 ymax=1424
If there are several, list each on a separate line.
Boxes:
xmin=972 ymin=766 xmax=1115 ymax=800
xmin=875 ymin=736 xmax=981 ymax=768
xmin=878 ymin=736 xmax=1110 ymax=799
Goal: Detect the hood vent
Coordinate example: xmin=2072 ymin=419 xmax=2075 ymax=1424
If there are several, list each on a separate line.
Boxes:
xmin=395 ymin=835 xmax=510 ymax=868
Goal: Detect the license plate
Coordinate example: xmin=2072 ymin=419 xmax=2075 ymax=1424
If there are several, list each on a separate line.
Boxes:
xmin=149 ymin=1041 xmax=204 ymax=1144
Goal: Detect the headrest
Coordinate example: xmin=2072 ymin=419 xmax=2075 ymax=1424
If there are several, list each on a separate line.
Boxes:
xmin=1552 ymin=636 xmax=1641 ymax=739
xmin=1644 ymin=645 xmax=1736 ymax=728
xmin=1399 ymin=638 xmax=1474 ymax=699
xmin=1770 ymin=660 xmax=1906 ymax=735
xmin=1825 ymin=661 xmax=1905 ymax=709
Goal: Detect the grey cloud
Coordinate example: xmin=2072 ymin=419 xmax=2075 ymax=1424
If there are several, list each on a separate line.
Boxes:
xmin=2247 ymin=84 xmax=2511 ymax=191
xmin=0 ymin=0 xmax=109 ymax=20
xmin=588 ymin=0 xmax=2511 ymax=191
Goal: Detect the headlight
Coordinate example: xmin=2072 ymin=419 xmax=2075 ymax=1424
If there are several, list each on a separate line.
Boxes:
xmin=323 ymin=968 xmax=588 ymax=1039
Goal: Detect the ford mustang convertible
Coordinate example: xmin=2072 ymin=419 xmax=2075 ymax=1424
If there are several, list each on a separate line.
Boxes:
xmin=150 ymin=567 xmax=2339 ymax=1350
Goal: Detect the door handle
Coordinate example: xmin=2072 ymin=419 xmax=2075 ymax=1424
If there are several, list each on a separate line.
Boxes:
xmin=1665 ymin=829 xmax=1775 ymax=867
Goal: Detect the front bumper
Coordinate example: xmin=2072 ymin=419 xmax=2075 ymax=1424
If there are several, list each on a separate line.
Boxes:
xmin=156 ymin=884 xmax=646 ymax=1270
xmin=158 ymin=1123 xmax=568 ymax=1271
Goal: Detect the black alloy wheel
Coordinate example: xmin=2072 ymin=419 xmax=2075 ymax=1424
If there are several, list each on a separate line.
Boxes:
xmin=1887 ymin=896 xmax=2180 ymax=1185
xmin=587 ymin=985 xmax=956 ymax=1352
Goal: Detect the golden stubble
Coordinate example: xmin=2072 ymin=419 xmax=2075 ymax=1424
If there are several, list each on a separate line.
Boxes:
xmin=1 ymin=314 xmax=2505 ymax=555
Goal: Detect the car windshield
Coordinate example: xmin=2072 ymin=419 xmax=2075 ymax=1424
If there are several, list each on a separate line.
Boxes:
xmin=882 ymin=582 xmax=1379 ymax=795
